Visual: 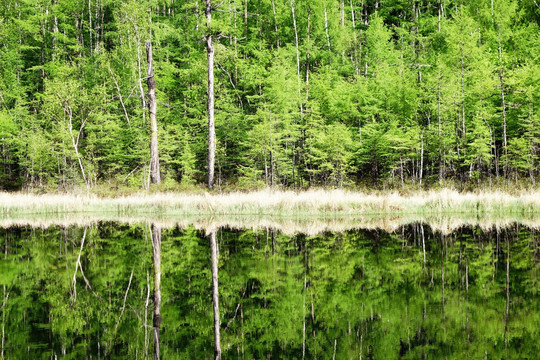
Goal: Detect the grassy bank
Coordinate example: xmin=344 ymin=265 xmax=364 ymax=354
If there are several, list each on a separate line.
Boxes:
xmin=1 ymin=189 xmax=540 ymax=217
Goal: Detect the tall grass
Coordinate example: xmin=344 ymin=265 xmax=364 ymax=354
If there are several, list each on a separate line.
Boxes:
xmin=1 ymin=188 xmax=540 ymax=217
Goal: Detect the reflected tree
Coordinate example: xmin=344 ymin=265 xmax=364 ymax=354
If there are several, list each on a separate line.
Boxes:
xmin=151 ymin=224 xmax=162 ymax=360
xmin=210 ymin=229 xmax=222 ymax=359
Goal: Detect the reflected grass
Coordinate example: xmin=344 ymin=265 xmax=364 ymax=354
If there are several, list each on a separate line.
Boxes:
xmin=1 ymin=212 xmax=539 ymax=235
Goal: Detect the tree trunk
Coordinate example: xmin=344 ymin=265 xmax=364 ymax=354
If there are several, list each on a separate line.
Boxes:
xmin=210 ymin=230 xmax=222 ymax=360
xmin=498 ymin=29 xmax=508 ymax=179
xmin=65 ymin=106 xmax=89 ymax=189
xmin=419 ymin=132 xmax=424 ymax=185
xmin=324 ymin=7 xmax=331 ymax=51
xmin=438 ymin=1 xmax=441 ymax=33
xmin=271 ymin=0 xmax=279 ymax=48
xmin=206 ymin=0 xmax=216 ymax=190
xmin=438 ymin=64 xmax=443 ymax=183
xmin=52 ymin=1 xmax=58 ymax=60
xmin=146 ymin=40 xmax=161 ymax=185
xmin=290 ymin=0 xmax=302 ymax=107
xmin=350 ymin=0 xmax=360 ymax=75
xmin=340 ymin=0 xmax=345 ymax=27
xmin=305 ymin=10 xmax=311 ymax=101
xmin=151 ymin=225 xmax=162 ymax=360
xmin=88 ymin=0 xmax=93 ymax=56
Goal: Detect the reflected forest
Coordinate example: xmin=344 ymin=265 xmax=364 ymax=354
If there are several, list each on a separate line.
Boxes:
xmin=1 ymin=223 xmax=539 ymax=359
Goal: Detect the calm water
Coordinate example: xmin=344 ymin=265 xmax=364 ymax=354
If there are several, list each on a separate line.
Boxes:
xmin=0 ymin=222 xmax=538 ymax=359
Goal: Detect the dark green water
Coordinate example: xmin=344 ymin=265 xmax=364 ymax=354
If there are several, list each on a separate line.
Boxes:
xmin=0 ymin=223 xmax=538 ymax=359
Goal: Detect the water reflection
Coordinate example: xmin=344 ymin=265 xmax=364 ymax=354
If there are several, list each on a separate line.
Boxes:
xmin=209 ymin=230 xmax=222 ymax=360
xmin=151 ymin=224 xmax=162 ymax=360
xmin=0 ymin=222 xmax=538 ymax=358
xmin=2 ymin=213 xmax=540 ymax=236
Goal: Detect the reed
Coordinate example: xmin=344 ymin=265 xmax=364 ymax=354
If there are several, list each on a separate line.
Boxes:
xmin=1 ymin=188 xmax=540 ymax=217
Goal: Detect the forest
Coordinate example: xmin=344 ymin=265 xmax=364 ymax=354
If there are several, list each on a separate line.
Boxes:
xmin=0 ymin=0 xmax=539 ymax=191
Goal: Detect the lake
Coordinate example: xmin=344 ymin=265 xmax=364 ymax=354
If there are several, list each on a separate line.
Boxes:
xmin=0 ymin=219 xmax=538 ymax=359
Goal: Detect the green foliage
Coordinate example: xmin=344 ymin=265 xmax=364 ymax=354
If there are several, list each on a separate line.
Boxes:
xmin=0 ymin=0 xmax=538 ymax=191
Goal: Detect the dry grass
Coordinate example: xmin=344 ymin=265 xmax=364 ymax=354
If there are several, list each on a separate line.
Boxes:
xmin=1 ymin=188 xmax=539 ymax=217
xmin=1 ymin=188 xmax=539 ymax=235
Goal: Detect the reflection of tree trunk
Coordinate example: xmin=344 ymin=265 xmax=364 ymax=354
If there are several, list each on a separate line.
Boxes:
xmin=302 ymin=273 xmax=306 ymax=360
xmin=441 ymin=236 xmax=445 ymax=317
xmin=240 ymin=303 xmax=245 ymax=360
xmin=114 ymin=269 xmax=134 ymax=333
xmin=465 ymin=257 xmax=470 ymax=342
xmin=151 ymin=225 xmax=162 ymax=360
xmin=72 ymin=227 xmax=88 ymax=302
xmin=1 ymin=285 xmax=7 ymax=359
xmin=145 ymin=271 xmax=150 ymax=359
xmin=272 ymin=229 xmax=275 ymax=255
xmin=505 ymin=234 xmax=510 ymax=354
xmin=311 ymin=292 xmax=316 ymax=359
xmin=210 ymin=230 xmax=222 ymax=360
xmin=421 ymin=223 xmax=426 ymax=266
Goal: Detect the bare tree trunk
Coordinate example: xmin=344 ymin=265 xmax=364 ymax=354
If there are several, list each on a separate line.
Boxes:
xmin=151 ymin=225 xmax=162 ymax=360
xmin=340 ymin=0 xmax=345 ymax=27
xmin=233 ymin=0 xmax=239 ymax=82
xmin=244 ymin=0 xmax=248 ymax=38
xmin=419 ymin=132 xmax=424 ymax=185
xmin=52 ymin=1 xmax=58 ymax=60
xmin=64 ymin=105 xmax=89 ymax=189
xmin=460 ymin=48 xmax=466 ymax=146
xmin=438 ymin=63 xmax=443 ymax=183
xmin=271 ymin=0 xmax=280 ymax=48
xmin=350 ymin=0 xmax=360 ymax=75
xmin=146 ymin=40 xmax=161 ymax=184
xmin=210 ymin=230 xmax=222 ymax=360
xmin=497 ymin=28 xmax=508 ymax=179
xmin=324 ymin=7 xmax=331 ymax=51
xmin=305 ymin=10 xmax=311 ymax=101
xmin=438 ymin=1 xmax=441 ymax=33
xmin=40 ymin=4 xmax=47 ymax=80
xmin=289 ymin=0 xmax=303 ymax=186
xmin=290 ymin=0 xmax=303 ymax=121
xmin=108 ymin=65 xmax=131 ymax=126
xmin=206 ymin=0 xmax=216 ymax=190
xmin=88 ymin=0 xmax=93 ymax=56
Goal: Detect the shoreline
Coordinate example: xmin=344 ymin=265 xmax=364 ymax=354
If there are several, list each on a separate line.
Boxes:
xmin=2 ymin=188 xmax=540 ymax=217
xmin=2 ymin=211 xmax=540 ymax=236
